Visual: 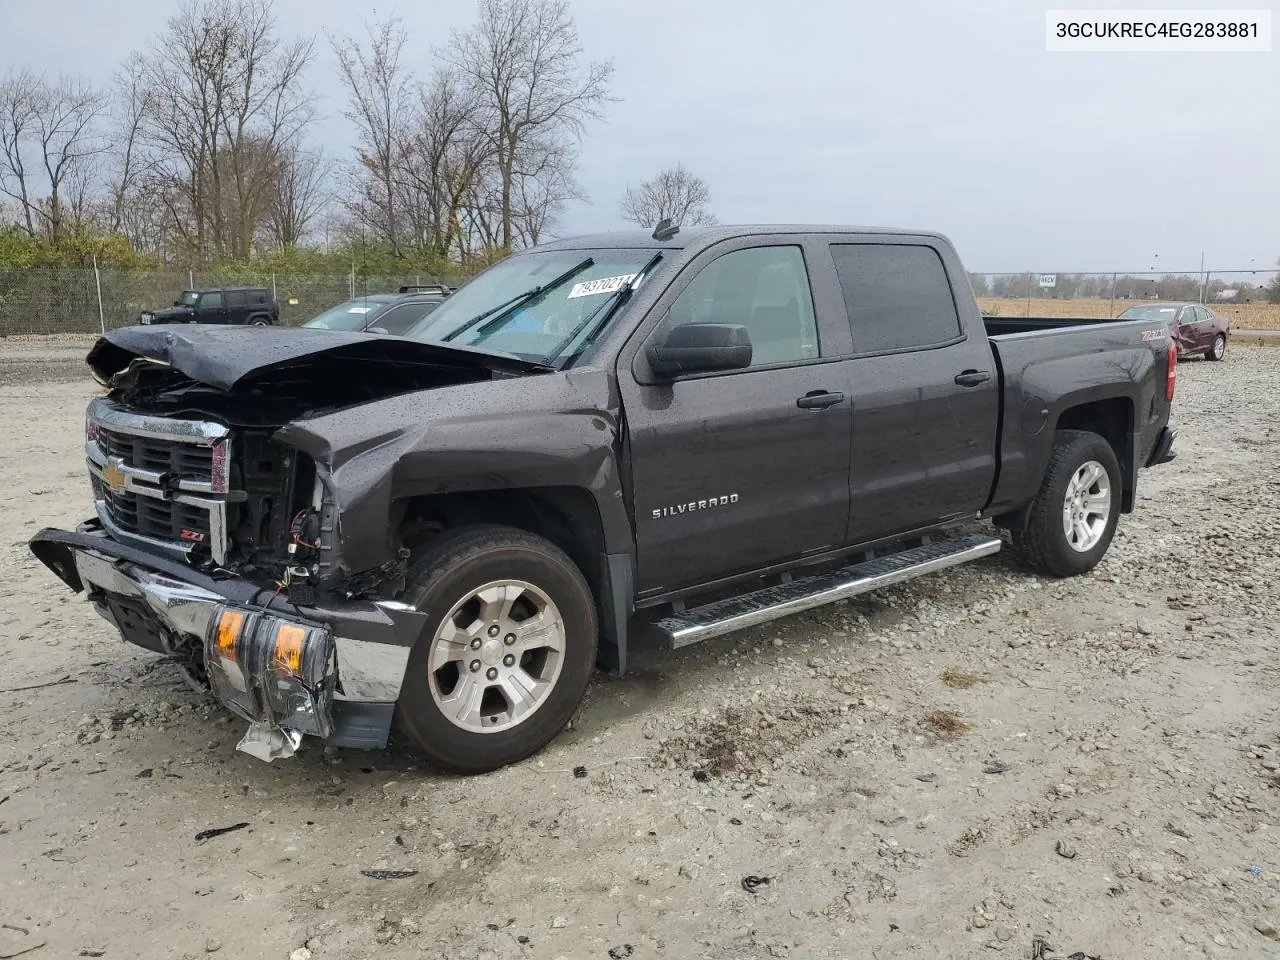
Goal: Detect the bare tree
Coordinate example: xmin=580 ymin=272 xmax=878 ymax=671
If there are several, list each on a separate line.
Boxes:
xmin=397 ymin=68 xmax=493 ymax=259
xmin=332 ymin=16 xmax=412 ymax=254
xmin=107 ymin=62 xmax=156 ymax=235
xmin=267 ymin=145 xmax=330 ymax=248
xmin=0 ymin=71 xmax=41 ymax=237
xmin=619 ymin=163 xmax=717 ymax=229
xmin=0 ymin=71 xmax=107 ymax=242
xmin=510 ymin=136 xmax=580 ymax=246
xmin=451 ymin=0 xmax=612 ymax=250
xmin=34 ymin=76 xmax=108 ymax=243
xmin=137 ymin=0 xmax=315 ymax=261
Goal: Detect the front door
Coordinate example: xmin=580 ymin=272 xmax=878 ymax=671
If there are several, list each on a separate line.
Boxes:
xmin=824 ymin=240 xmax=1000 ymax=543
xmin=619 ymin=241 xmax=853 ymax=596
xmin=198 ymin=291 xmax=226 ymax=324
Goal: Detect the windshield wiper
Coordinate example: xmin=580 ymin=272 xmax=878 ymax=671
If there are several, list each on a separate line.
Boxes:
xmin=550 ymin=252 xmax=663 ymax=368
xmin=440 ymin=257 xmax=594 ymax=343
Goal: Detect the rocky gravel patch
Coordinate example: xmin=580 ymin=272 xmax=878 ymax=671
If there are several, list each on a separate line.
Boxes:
xmin=0 ymin=348 xmax=1277 ymax=959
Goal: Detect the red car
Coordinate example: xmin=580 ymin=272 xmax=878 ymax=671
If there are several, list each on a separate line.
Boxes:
xmin=1118 ymin=302 xmax=1229 ymax=361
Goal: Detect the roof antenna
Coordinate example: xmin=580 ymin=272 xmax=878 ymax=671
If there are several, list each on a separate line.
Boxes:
xmin=651 ymin=218 xmax=679 ymax=241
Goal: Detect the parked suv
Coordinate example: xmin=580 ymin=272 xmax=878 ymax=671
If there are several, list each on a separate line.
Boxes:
xmin=302 ymin=285 xmax=452 ymax=335
xmin=139 ymin=287 xmax=277 ymax=326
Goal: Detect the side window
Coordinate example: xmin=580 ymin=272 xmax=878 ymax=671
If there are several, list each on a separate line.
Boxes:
xmin=1177 ymin=306 xmax=1194 ymax=324
xmin=829 ymin=244 xmax=962 ymax=353
xmin=1194 ymin=306 xmax=1209 ymax=322
xmin=667 ymin=245 xmax=818 ymax=367
xmin=371 ymin=302 xmax=438 ymax=335
xmin=201 ymin=291 xmax=224 ymax=310
xmin=226 ymin=291 xmax=247 ymax=309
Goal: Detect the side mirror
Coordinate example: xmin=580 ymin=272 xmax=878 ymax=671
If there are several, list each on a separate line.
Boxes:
xmin=647 ymin=323 xmax=752 ymax=377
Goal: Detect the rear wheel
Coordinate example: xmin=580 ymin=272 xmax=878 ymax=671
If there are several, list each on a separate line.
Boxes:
xmin=249 ymin=316 xmax=271 ymax=327
xmin=1014 ymin=430 xmax=1120 ymax=577
xmin=394 ymin=525 xmax=596 ymax=774
xmin=1206 ymin=333 xmax=1226 ymax=361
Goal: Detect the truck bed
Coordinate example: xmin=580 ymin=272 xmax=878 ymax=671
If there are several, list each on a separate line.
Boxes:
xmin=981 ymin=314 xmax=1172 ymax=518
xmin=984 ymin=316 xmax=1129 ymax=336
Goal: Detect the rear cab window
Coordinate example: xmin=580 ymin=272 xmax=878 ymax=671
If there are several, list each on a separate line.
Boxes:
xmin=828 ymin=243 xmax=961 ymax=354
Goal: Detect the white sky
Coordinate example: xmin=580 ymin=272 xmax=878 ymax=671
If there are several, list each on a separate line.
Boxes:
xmin=3 ymin=0 xmax=1278 ymax=272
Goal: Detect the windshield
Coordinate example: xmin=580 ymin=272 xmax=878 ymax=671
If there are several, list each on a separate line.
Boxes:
xmin=1118 ymin=305 xmax=1178 ymax=320
xmin=409 ymin=249 xmax=663 ymax=362
xmin=303 ymin=298 xmax=391 ymax=330
xmin=176 ymin=290 xmax=200 ymax=307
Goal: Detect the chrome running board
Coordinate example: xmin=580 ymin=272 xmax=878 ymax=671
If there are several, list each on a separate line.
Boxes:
xmin=653 ymin=535 xmax=1002 ymax=648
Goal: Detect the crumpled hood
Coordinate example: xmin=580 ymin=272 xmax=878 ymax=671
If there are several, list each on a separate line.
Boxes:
xmin=87 ymin=324 xmax=550 ymax=392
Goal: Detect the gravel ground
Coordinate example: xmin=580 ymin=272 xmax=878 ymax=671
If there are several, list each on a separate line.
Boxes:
xmin=1 ymin=345 xmax=1278 ymax=960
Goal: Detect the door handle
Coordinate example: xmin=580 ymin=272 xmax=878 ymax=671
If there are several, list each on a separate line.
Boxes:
xmin=954 ymin=370 xmax=992 ymax=387
xmin=796 ymin=390 xmax=846 ymax=409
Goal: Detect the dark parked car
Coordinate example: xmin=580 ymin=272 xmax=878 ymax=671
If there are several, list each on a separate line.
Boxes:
xmin=1118 ymin=301 xmax=1229 ymax=361
xmin=302 ymin=286 xmax=452 ymax=335
xmin=32 ymin=224 xmax=1177 ymax=773
xmin=139 ymin=287 xmax=277 ymax=326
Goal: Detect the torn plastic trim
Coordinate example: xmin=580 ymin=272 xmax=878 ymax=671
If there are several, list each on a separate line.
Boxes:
xmin=28 ymin=525 xmax=432 ymax=760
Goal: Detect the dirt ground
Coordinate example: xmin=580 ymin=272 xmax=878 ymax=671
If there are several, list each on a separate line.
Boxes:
xmin=1 ymin=339 xmax=1278 ymax=960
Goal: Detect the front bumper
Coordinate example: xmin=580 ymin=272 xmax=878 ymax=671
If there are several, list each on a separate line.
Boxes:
xmin=30 ymin=524 xmax=427 ymax=761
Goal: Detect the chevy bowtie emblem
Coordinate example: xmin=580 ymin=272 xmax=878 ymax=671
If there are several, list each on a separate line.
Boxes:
xmin=102 ymin=461 xmax=126 ymax=493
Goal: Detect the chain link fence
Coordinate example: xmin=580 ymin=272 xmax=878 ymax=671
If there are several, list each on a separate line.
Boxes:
xmin=971 ymin=269 xmax=1280 ymax=331
xmin=3 ymin=264 xmax=1278 ymax=338
xmin=0 ymin=267 xmax=464 ymax=337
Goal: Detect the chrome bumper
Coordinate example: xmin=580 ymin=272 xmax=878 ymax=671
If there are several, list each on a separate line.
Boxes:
xmin=30 ymin=525 xmax=425 ymax=760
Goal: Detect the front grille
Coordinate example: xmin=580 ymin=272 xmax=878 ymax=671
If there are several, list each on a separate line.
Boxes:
xmin=95 ymin=479 xmax=214 ymax=545
xmin=98 ymin=427 xmax=213 ymax=477
xmin=86 ymin=398 xmax=231 ymax=562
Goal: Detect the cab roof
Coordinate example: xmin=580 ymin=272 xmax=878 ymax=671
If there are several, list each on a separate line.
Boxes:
xmin=533 ymin=224 xmax=949 ymax=252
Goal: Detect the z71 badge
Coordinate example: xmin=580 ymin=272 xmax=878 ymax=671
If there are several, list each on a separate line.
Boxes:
xmin=1141 ymin=328 xmax=1166 ymax=341
xmin=652 ymin=494 xmax=738 ymax=519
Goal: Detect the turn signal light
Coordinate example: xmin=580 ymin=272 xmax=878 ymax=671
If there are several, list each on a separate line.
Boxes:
xmin=271 ymin=624 xmax=307 ymax=676
xmin=214 ymin=608 xmax=246 ymax=663
xmin=1166 ymin=340 xmax=1177 ymax=401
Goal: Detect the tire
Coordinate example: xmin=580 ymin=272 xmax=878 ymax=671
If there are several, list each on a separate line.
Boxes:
xmin=1206 ymin=333 xmax=1226 ymax=361
xmin=248 ymin=316 xmax=271 ymax=327
xmin=393 ymin=525 xmax=596 ymax=774
xmin=1014 ymin=430 xmax=1121 ymax=578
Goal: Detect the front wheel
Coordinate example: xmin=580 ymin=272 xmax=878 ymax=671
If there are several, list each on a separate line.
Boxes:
xmin=1014 ymin=430 xmax=1121 ymax=577
xmin=394 ymin=525 xmax=597 ymax=774
xmin=249 ymin=317 xmax=271 ymax=327
xmin=1206 ymin=333 xmax=1226 ymax=361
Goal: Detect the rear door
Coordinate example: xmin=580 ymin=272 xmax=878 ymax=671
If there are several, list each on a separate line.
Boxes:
xmin=826 ymin=238 xmax=999 ymax=543
xmin=226 ymin=290 xmax=248 ymax=323
xmin=619 ymin=237 xmax=854 ymax=596
xmin=1192 ymin=305 xmax=1216 ymax=349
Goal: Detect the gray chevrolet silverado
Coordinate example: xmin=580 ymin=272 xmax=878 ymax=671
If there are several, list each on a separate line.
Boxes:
xmin=30 ymin=224 xmax=1177 ymax=772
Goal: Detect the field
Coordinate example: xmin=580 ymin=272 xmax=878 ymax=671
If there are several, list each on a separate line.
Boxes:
xmin=978 ymin=296 xmax=1280 ymax=330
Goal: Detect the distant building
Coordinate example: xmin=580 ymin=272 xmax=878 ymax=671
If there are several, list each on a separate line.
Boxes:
xmin=1214 ymin=289 xmax=1240 ymax=301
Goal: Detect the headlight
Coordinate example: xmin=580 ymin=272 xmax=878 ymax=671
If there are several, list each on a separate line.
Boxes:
xmin=205 ymin=605 xmax=335 ymax=738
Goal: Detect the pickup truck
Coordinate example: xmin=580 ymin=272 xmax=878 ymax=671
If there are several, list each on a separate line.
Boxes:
xmin=30 ymin=224 xmax=1178 ymax=772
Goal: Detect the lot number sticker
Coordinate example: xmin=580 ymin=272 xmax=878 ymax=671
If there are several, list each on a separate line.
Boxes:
xmin=568 ymin=274 xmax=637 ymax=299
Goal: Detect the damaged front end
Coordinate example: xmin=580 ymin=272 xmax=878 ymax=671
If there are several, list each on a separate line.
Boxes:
xmin=30 ymin=325 xmax=544 ymax=761
xmin=33 ymin=525 xmax=425 ymax=760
